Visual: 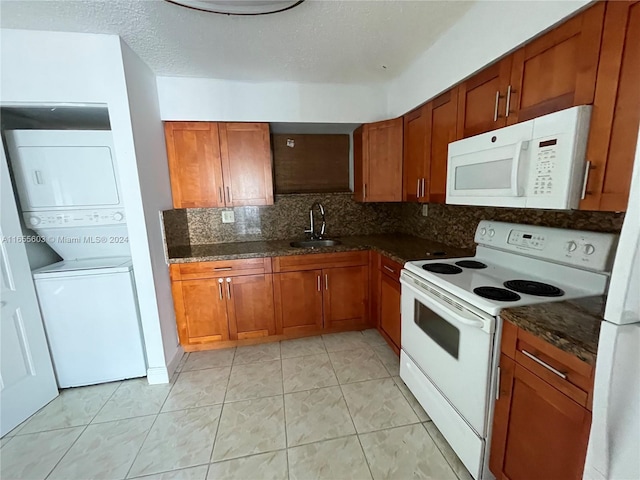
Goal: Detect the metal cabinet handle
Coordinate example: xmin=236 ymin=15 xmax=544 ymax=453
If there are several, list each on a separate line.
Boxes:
xmin=363 ymin=184 xmax=367 ymax=200
xmin=218 ymin=187 xmax=223 ymax=204
xmin=421 ymin=178 xmax=426 ymax=198
xmin=218 ymin=278 xmax=224 ymax=300
xmin=383 ymin=265 xmax=395 ymax=274
xmin=324 ymin=273 xmax=329 ymax=290
xmin=505 ymin=85 xmax=512 ymax=118
xmin=494 ymin=90 xmax=500 ymax=122
xmin=226 ymin=186 xmax=232 ymax=204
xmin=317 ymin=274 xmax=321 ymax=292
xmin=581 ymin=161 xmax=592 ymax=200
xmin=521 ymin=350 xmax=567 ymax=379
xmin=226 ymin=277 xmax=232 ymax=299
xmin=416 ymin=179 xmax=420 ymax=198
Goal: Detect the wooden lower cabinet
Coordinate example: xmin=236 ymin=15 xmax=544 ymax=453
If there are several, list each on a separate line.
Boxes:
xmin=171 ymin=278 xmax=231 ymax=346
xmin=323 ymin=266 xmax=369 ymax=330
xmin=490 ymin=322 xmax=594 ymax=480
xmin=379 ymin=273 xmax=401 ymax=350
xmin=226 ymin=274 xmax=276 ymax=340
xmin=274 ymin=270 xmax=323 ymax=335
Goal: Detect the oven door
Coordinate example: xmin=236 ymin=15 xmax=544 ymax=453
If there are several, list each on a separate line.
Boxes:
xmin=400 ymin=271 xmax=495 ymax=436
xmin=446 ymin=120 xmax=532 ymax=208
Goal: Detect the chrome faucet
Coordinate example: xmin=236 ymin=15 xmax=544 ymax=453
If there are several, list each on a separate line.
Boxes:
xmin=305 ymin=202 xmax=326 ymax=240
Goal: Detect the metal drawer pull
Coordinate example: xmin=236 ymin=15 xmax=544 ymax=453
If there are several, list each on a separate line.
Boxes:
xmin=494 ymin=90 xmax=500 ymax=122
xmin=522 ymin=350 xmax=567 ymax=379
xmin=214 ymin=267 xmax=232 ymax=271
xmin=218 ymin=278 xmax=224 ymax=300
xmin=226 ymin=278 xmax=232 ymax=299
xmin=383 ymin=265 xmax=395 ymax=274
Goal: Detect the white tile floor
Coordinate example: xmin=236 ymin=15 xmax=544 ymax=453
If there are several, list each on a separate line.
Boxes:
xmin=1 ymin=330 xmax=473 ymax=480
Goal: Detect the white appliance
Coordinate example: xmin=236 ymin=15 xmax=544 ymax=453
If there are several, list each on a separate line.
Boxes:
xmin=447 ymin=106 xmax=591 ymax=209
xmin=400 ymin=221 xmax=618 ymax=479
xmin=32 ymin=258 xmax=146 ymax=388
xmin=584 ymin=134 xmax=640 ymax=479
xmin=5 ymin=129 xmax=146 ymax=387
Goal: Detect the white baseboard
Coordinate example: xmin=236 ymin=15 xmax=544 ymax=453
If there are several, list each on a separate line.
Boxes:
xmin=146 ymin=345 xmax=184 ymax=385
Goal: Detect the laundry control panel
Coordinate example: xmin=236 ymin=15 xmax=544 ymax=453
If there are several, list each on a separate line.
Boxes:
xmin=25 ymin=209 xmax=126 ymax=228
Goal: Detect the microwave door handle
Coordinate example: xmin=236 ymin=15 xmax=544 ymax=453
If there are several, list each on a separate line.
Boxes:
xmin=511 ymin=140 xmax=525 ymax=197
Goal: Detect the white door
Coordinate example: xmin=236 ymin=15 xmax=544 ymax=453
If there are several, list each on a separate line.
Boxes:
xmin=0 ymin=144 xmax=58 ymax=436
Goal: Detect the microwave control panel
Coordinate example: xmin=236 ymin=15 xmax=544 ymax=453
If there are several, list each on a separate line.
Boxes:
xmin=532 ymin=138 xmax=558 ymax=196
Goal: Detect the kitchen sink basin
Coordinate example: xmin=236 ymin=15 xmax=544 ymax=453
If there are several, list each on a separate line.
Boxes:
xmin=290 ymin=239 xmax=342 ymax=248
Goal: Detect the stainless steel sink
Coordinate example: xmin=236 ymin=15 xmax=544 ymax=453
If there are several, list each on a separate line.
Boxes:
xmin=290 ymin=239 xmax=342 ymax=248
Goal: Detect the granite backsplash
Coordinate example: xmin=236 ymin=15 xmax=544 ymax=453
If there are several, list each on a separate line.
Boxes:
xmin=398 ymin=203 xmax=625 ymax=250
xmin=163 ymin=193 xmax=403 ymax=246
xmin=163 ymin=193 xmax=625 ymax=250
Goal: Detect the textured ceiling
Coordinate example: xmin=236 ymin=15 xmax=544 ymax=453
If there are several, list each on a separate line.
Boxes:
xmin=0 ymin=0 xmax=473 ymax=84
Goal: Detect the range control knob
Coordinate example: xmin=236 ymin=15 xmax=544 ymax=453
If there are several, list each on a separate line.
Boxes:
xmin=112 ymin=212 xmax=124 ymax=222
xmin=29 ymin=216 xmax=41 ymax=226
xmin=480 ymin=228 xmax=487 ymax=236
xmin=566 ymin=241 xmax=578 ymax=252
xmin=488 ymin=229 xmax=495 ymax=237
xmin=583 ymin=244 xmax=595 ymax=255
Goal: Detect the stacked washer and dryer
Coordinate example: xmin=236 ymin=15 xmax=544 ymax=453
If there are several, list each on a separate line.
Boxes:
xmin=5 ymin=130 xmax=146 ymax=388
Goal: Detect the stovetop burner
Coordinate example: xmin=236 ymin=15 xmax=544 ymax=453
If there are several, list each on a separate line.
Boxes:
xmin=473 ymin=286 xmax=522 ymax=302
xmin=504 ymin=280 xmax=565 ymax=297
xmin=422 ymin=263 xmax=463 ymax=274
xmin=455 ymin=260 xmax=488 ymax=269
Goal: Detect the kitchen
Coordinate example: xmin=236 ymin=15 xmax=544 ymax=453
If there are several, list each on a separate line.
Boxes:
xmin=0 ymin=1 xmax=638 ymax=479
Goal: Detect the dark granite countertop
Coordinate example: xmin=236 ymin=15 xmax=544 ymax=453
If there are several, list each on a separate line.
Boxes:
xmin=501 ymin=296 xmax=605 ymax=366
xmin=167 ymin=233 xmax=473 ymax=265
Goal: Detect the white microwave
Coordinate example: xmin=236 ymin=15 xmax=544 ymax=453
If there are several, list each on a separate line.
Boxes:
xmin=446 ymin=106 xmax=592 ymax=209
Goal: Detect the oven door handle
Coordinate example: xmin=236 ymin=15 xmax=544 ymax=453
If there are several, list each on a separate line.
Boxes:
xmin=401 ymin=277 xmax=490 ymax=332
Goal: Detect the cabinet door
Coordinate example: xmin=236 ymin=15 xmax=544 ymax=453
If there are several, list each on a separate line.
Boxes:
xmin=426 ymin=88 xmax=459 ymax=203
xmin=379 ymin=273 xmax=401 ymax=350
xmin=273 ymin=270 xmax=323 ymax=335
xmin=403 ymin=105 xmax=429 ymax=203
xmin=491 ymin=357 xmax=592 ymax=480
xmin=323 ymin=266 xmax=369 ymax=329
xmin=164 ymin=122 xmax=225 ymax=208
xmin=365 ymin=119 xmax=403 ymax=202
xmin=353 ymin=125 xmax=366 ymax=202
xmin=172 ymin=279 xmax=230 ymax=346
xmin=581 ymin=0 xmax=640 ymax=212
xmin=219 ymin=123 xmax=274 ymax=207
xmin=507 ymin=3 xmax=605 ymax=124
xmin=457 ymin=57 xmax=512 ymax=138
xmin=226 ymin=274 xmax=276 ymax=340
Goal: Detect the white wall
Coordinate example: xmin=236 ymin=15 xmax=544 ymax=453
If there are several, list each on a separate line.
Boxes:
xmin=157 ymin=76 xmax=388 ymax=123
xmin=119 ymin=40 xmax=182 ymax=379
xmin=0 ymin=28 xmax=176 ymax=383
xmin=387 ymin=0 xmax=592 ymax=117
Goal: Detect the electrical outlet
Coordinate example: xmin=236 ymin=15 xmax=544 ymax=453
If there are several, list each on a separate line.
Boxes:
xmin=221 ymin=210 xmax=235 ymax=223
xmin=422 ymin=204 xmax=429 ymax=217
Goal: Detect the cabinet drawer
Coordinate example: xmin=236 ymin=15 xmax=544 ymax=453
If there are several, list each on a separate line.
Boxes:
xmin=272 ymin=251 xmax=369 ymax=272
xmin=170 ymin=258 xmax=272 ymax=281
xmin=379 ymin=256 xmax=402 ymax=282
xmin=514 ymin=328 xmax=594 ymax=409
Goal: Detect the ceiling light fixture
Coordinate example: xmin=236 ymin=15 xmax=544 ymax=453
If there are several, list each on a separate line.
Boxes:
xmin=166 ymin=0 xmax=305 ymax=15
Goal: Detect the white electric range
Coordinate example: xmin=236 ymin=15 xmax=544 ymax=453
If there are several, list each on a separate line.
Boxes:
xmin=399 ymin=221 xmax=618 ymax=480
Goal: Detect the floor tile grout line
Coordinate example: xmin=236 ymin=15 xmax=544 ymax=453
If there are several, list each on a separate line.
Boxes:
xmin=208 ymin=350 xmax=235 ymax=464
xmin=423 ymin=423 xmax=468 ymax=480
xmin=43 ymin=423 xmax=91 ymax=480
xmin=280 ymin=349 xmax=291 ymax=479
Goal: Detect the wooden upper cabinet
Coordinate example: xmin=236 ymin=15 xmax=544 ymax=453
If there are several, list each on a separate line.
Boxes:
xmin=273 ymin=270 xmax=323 ymax=335
xmin=354 ymin=119 xmax=403 ymax=202
xmin=457 ymin=57 xmax=512 ymax=138
xmin=165 ymin=122 xmax=225 ymax=209
xmin=323 ymin=265 xmax=369 ymax=329
xmin=164 ymin=121 xmax=273 ymax=209
xmin=427 ymin=88 xmax=459 ymax=203
xmin=219 ymin=123 xmax=274 ymax=207
xmin=507 ymin=3 xmax=606 ymax=124
xmin=403 ymin=105 xmax=429 ymax=203
xmin=226 ymin=274 xmax=276 ymax=340
xmin=581 ymin=0 xmax=640 ymax=212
